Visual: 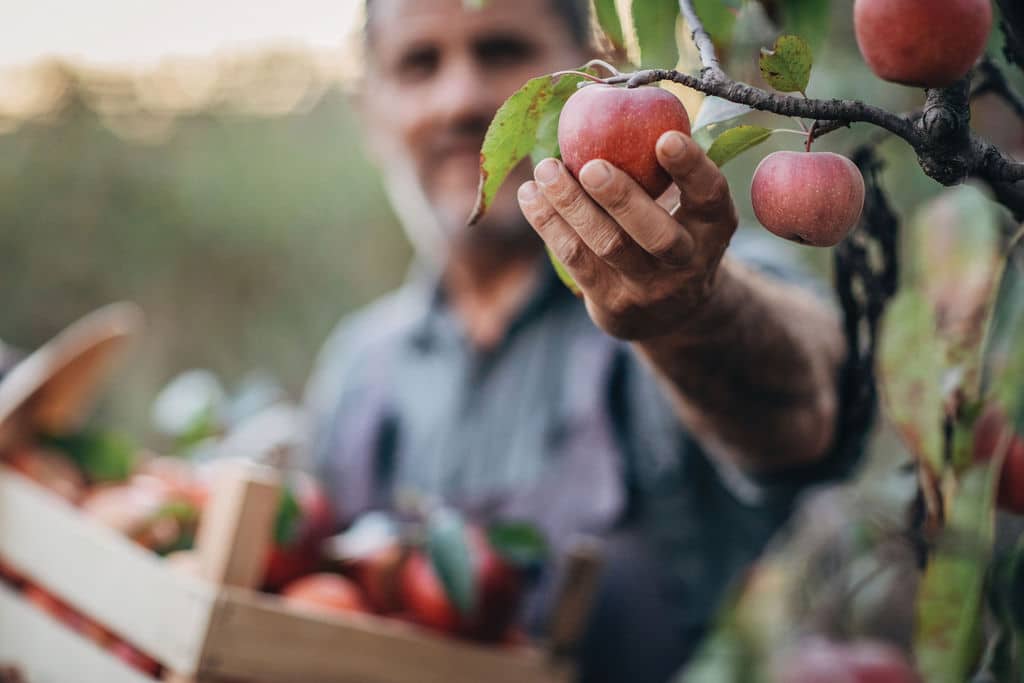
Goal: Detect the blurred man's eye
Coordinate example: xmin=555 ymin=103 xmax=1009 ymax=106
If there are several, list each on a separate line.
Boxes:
xmin=396 ymin=46 xmax=440 ymax=81
xmin=474 ymin=36 xmax=536 ymax=68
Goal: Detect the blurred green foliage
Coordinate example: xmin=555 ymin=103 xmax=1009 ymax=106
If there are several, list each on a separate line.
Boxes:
xmin=0 ymin=56 xmax=410 ymax=436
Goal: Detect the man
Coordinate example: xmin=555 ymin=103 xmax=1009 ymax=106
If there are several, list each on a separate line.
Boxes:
xmin=305 ymin=1 xmax=859 ymax=680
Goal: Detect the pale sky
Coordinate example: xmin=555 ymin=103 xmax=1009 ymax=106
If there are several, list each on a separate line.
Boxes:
xmin=0 ymin=0 xmax=363 ymax=67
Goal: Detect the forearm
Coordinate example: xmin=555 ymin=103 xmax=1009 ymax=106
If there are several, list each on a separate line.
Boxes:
xmin=634 ymin=256 xmax=846 ymax=470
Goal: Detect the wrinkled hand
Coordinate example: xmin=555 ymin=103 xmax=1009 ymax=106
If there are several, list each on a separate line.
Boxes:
xmin=517 ymin=131 xmax=738 ymax=341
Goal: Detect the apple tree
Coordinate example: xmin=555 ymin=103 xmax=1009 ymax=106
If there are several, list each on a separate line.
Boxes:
xmin=471 ymin=0 xmax=1024 ymax=680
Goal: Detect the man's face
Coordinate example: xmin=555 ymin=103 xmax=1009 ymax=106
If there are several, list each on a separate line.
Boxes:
xmin=363 ymin=0 xmax=587 ymax=253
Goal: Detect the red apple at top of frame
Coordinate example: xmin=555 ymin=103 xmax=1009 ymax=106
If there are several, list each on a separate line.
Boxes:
xmin=854 ymin=0 xmax=992 ymax=88
xmin=751 ymin=151 xmax=866 ymax=247
xmin=558 ymin=84 xmax=691 ymax=199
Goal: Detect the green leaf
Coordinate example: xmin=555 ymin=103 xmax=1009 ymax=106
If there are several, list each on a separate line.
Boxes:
xmin=531 ymin=72 xmax=592 ymax=164
xmin=915 ymin=464 xmax=997 ymax=683
xmin=486 ymin=521 xmax=548 ymax=568
xmin=632 ymin=0 xmax=680 ymax=69
xmin=470 ymin=76 xmax=555 ymax=225
xmin=548 ymin=246 xmax=580 ymax=296
xmin=779 ymin=0 xmax=831 ymax=53
xmin=878 ymin=291 xmax=947 ymax=474
xmin=471 ymin=72 xmax=590 ymax=225
xmin=759 ymin=35 xmax=812 ymax=94
xmin=692 ymin=96 xmax=754 ymax=134
xmin=706 ymin=125 xmax=772 ymax=168
xmin=692 ymin=0 xmax=738 ymax=48
xmin=593 ymin=0 xmax=625 ymax=50
xmin=427 ymin=507 xmax=476 ymax=616
xmin=43 ymin=430 xmax=137 ymax=483
xmin=982 ymin=233 xmax=1024 ymax=434
xmin=676 ymin=617 xmax=758 ymax=683
xmin=274 ymin=485 xmax=302 ymax=546
xmin=175 ymin=404 xmax=220 ymax=451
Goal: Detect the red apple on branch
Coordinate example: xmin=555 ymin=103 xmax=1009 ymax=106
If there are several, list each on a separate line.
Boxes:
xmin=854 ymin=0 xmax=992 ymax=88
xmin=751 ymin=151 xmax=865 ymax=247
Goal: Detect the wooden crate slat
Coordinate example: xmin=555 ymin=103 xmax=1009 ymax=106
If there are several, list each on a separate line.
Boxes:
xmin=0 ymin=466 xmax=215 ymax=673
xmin=0 ymin=582 xmax=156 ymax=683
xmin=199 ymin=588 xmax=572 ymax=683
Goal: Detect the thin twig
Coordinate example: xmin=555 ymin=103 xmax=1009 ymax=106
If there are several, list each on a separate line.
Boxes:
xmin=678 ymin=0 xmax=721 ymax=73
xmin=972 ymin=57 xmax=1024 ymax=119
xmin=605 ymin=68 xmax=920 ymax=141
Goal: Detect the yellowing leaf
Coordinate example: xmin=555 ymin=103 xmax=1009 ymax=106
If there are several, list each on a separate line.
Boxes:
xmin=593 ymin=0 xmax=625 ymax=51
xmin=878 ymin=290 xmax=946 ymax=474
xmin=759 ymin=35 xmax=813 ymax=94
xmin=471 ymin=72 xmax=589 ymax=225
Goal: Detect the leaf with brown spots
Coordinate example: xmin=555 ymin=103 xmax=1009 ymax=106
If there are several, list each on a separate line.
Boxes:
xmin=469 ymin=72 xmax=589 ymax=226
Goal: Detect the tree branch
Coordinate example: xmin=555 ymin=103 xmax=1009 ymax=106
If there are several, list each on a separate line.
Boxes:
xmin=600 ymin=0 xmax=1024 ymax=190
xmin=972 ymin=58 xmax=1024 ymax=120
xmin=996 ymin=0 xmax=1024 ymax=70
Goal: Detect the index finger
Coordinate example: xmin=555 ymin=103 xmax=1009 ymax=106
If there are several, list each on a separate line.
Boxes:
xmin=656 ymin=131 xmax=733 ymax=220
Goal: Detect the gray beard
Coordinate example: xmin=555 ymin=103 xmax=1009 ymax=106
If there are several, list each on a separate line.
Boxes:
xmin=381 ymin=161 xmax=536 ymax=269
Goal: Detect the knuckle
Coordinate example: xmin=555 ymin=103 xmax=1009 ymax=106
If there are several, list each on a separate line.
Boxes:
xmin=601 ymin=179 xmax=633 ymax=215
xmin=559 ymin=236 xmax=590 ymax=268
xmin=592 ymin=230 xmax=631 ymax=261
xmin=701 ymin=175 xmax=732 ymax=208
xmin=560 ymin=188 xmax=592 ymax=221
xmin=528 ymin=201 xmax=560 ymax=232
xmin=671 ymin=145 xmax=703 ymax=178
xmin=649 ymin=232 xmax=687 ymax=263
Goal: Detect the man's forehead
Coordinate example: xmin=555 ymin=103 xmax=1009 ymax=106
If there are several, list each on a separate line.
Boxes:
xmin=369 ymin=0 xmax=558 ymax=44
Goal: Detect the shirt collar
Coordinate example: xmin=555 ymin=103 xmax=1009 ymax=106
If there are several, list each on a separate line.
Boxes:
xmin=406 ymin=254 xmax=574 ymax=353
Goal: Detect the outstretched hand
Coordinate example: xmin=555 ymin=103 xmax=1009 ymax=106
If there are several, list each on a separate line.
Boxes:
xmin=517 ymin=130 xmax=738 ymax=341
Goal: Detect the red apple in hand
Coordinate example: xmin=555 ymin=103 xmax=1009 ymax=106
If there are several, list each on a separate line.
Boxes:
xmin=854 ymin=0 xmax=992 ymax=88
xmin=558 ymin=84 xmax=691 ymax=199
xmin=752 ymin=151 xmax=865 ymax=247
xmin=973 ymin=406 xmax=1024 ymax=514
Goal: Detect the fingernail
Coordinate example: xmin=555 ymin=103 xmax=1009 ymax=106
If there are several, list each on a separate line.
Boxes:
xmin=580 ymin=160 xmax=611 ymax=189
xmin=534 ymin=159 xmax=560 ymax=185
xmin=518 ymin=181 xmax=540 ymax=202
xmin=662 ymin=131 xmax=686 ymax=159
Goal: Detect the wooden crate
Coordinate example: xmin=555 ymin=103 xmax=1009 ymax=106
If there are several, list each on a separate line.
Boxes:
xmin=0 ymin=305 xmax=598 ymax=682
xmin=0 ymin=451 xmax=596 ymax=683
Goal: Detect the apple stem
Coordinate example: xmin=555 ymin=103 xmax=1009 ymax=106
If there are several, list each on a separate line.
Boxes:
xmin=551 ymin=70 xmax=607 ymax=84
xmin=580 ymin=59 xmax=622 ymax=78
